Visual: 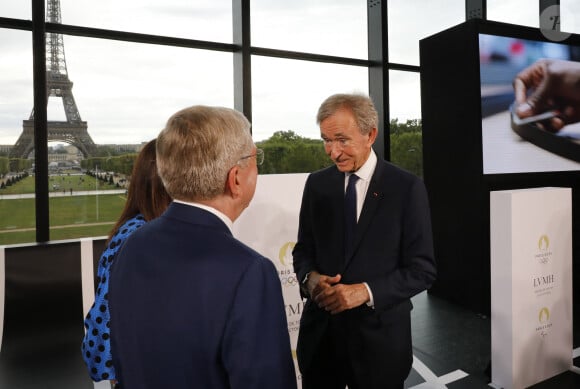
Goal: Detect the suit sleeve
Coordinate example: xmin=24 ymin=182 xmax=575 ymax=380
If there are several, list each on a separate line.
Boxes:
xmin=367 ymin=177 xmax=437 ymax=311
xmin=222 ymin=258 xmax=298 ymax=389
xmin=291 ymin=174 xmax=316 ymax=299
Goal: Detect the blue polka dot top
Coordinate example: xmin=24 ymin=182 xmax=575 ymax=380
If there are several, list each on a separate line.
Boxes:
xmin=81 ymin=214 xmax=146 ymax=382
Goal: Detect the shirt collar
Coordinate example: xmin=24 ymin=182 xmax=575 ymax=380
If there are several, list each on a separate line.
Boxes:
xmin=173 ymin=199 xmax=234 ymax=233
xmin=348 ymin=148 xmax=377 ymax=181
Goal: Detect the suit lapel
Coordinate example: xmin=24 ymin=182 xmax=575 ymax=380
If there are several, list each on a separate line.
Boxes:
xmin=323 ymin=169 xmax=349 ymax=272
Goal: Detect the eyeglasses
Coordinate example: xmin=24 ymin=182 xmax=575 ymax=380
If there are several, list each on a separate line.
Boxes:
xmin=238 ymin=148 xmax=264 ymax=166
xmin=322 ymin=137 xmax=351 ymax=149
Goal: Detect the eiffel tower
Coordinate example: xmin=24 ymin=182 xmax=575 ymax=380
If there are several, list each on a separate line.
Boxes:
xmin=10 ymin=0 xmax=97 ymax=160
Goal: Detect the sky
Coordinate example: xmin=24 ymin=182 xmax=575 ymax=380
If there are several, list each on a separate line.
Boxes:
xmin=0 ymin=1 xmax=579 ymax=147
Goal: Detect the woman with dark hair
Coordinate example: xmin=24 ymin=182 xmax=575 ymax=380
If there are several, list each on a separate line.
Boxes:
xmin=81 ymin=139 xmax=172 ymax=385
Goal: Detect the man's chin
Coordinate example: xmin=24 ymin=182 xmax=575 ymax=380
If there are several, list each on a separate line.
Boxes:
xmin=334 ymin=161 xmax=352 ymax=172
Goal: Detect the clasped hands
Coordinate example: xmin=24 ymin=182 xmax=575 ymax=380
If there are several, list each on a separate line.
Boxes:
xmin=305 ymin=271 xmax=369 ymax=315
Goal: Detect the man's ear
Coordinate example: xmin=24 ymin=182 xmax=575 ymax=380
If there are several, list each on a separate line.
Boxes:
xmin=368 ymin=127 xmax=378 ymax=144
xmin=226 ymin=165 xmax=241 ymax=198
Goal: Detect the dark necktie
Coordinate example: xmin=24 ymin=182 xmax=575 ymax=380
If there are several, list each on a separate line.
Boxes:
xmin=344 ymin=173 xmax=359 ymax=255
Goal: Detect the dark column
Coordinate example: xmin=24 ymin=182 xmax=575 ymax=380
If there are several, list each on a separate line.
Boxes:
xmin=466 ymin=0 xmax=487 ymax=20
xmin=233 ymin=0 xmax=252 ymax=126
xmin=32 ymin=0 xmax=49 ymax=242
xmin=367 ymin=0 xmax=388 ymax=161
xmin=540 ymin=0 xmax=561 ymax=31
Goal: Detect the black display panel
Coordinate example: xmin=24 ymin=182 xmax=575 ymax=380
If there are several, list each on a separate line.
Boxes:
xmin=421 ymin=19 xmax=580 ymax=319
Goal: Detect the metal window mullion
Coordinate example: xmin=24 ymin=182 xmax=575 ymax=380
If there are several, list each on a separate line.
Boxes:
xmin=368 ymin=0 xmax=388 ymax=161
xmin=32 ymin=0 xmax=49 ymax=243
xmin=233 ymin=0 xmax=252 ymax=126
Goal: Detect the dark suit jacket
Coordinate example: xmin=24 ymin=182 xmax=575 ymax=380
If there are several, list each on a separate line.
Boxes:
xmin=292 ymin=160 xmax=436 ymax=381
xmin=109 ymin=202 xmax=297 ymax=389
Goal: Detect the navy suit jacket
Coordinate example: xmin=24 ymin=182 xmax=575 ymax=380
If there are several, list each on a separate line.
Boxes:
xmin=109 ymin=202 xmax=297 ymax=389
xmin=292 ymin=160 xmax=436 ymax=379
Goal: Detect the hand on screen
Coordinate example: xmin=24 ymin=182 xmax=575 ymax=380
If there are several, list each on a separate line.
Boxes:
xmin=513 ymin=58 xmax=580 ymax=131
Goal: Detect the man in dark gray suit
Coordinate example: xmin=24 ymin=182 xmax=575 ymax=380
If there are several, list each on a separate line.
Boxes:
xmin=109 ymin=105 xmax=297 ymax=389
xmin=293 ymin=93 xmax=437 ymax=389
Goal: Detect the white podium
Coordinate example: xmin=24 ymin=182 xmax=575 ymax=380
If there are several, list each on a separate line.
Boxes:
xmin=490 ymin=187 xmax=572 ymax=389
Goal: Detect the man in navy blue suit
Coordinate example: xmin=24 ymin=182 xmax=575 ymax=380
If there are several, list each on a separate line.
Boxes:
xmin=109 ymin=105 xmax=297 ymax=389
xmin=293 ymin=94 xmax=437 ymax=389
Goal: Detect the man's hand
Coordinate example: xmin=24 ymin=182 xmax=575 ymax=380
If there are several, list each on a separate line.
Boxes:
xmin=513 ymin=58 xmax=580 ymax=131
xmin=304 ymin=271 xmax=338 ymax=299
xmin=313 ymin=280 xmax=370 ymax=315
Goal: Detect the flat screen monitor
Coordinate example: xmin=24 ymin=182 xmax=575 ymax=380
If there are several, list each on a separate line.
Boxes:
xmin=480 ymin=33 xmax=580 ymax=174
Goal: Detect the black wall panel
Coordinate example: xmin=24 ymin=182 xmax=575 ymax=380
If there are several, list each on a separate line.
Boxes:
xmin=0 ymin=242 xmax=96 ymax=388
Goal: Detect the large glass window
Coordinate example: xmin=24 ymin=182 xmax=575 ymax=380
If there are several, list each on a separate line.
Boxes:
xmin=389 ymin=70 xmax=421 ymax=122
xmin=44 ymin=35 xmax=233 ymax=241
xmin=388 ymin=0 xmax=464 ymax=65
xmin=389 ymin=70 xmax=422 ymax=177
xmin=0 ymin=3 xmax=31 ymax=20
xmin=487 ymin=0 xmax=538 ymax=28
xmin=63 ymin=36 xmax=233 ymax=144
xmin=2 ymin=0 xmax=460 ymax=244
xmin=60 ymin=0 xmax=232 ymax=43
xmin=252 ymin=56 xmax=367 ymax=174
xmin=252 ymin=57 xmax=368 ymax=141
xmin=560 ymin=0 xmax=580 ymax=34
xmin=251 ymin=0 xmax=367 ymax=59
xmin=0 ymin=29 xmax=34 ymax=245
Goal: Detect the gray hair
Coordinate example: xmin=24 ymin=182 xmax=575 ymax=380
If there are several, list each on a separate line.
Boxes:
xmin=156 ymin=105 xmax=253 ymax=201
xmin=316 ymin=93 xmax=378 ymax=135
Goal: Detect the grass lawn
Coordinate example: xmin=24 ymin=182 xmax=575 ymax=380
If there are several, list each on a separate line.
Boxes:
xmin=0 ymin=193 xmax=126 ymax=245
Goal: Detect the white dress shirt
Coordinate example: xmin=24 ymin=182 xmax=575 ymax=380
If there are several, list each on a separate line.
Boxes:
xmin=344 ymin=149 xmax=377 ymax=308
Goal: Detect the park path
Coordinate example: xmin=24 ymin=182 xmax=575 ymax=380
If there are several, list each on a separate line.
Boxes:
xmin=0 ymin=189 xmax=125 ymax=200
xmin=2 ymin=221 xmax=114 ymax=233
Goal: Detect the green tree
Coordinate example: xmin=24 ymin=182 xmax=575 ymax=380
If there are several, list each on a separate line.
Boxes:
xmin=389 ymin=119 xmax=423 ymax=178
xmin=82 ymin=153 xmax=137 ymax=176
xmin=0 ymin=156 xmax=8 ymax=175
xmin=94 ymin=145 xmax=124 ymax=157
xmin=9 ymin=158 xmax=32 ymax=173
xmin=257 ymin=131 xmax=332 ymax=174
xmin=389 ymin=118 xmax=422 ymax=135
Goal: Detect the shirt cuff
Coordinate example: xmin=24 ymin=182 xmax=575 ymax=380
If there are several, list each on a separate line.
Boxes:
xmin=363 ymin=282 xmax=374 ymax=308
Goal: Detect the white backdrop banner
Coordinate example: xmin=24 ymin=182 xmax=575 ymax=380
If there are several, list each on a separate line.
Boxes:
xmin=234 ymin=173 xmax=308 ymax=388
xmin=490 ymin=187 xmax=572 ymax=389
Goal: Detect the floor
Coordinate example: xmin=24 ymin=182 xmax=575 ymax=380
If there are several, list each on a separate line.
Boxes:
xmin=406 ymin=291 xmax=580 ymax=388
xmin=0 ymin=288 xmax=577 ymax=388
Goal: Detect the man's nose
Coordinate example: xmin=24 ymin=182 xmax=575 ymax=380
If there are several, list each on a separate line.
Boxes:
xmin=327 ymin=143 xmax=341 ymax=159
